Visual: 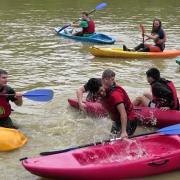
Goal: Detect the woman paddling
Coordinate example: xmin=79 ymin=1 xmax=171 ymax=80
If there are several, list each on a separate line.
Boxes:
xmin=123 ymin=18 xmax=166 ymax=52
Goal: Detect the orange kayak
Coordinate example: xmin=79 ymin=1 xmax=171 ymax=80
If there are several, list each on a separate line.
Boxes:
xmin=89 ymin=47 xmax=180 ymax=58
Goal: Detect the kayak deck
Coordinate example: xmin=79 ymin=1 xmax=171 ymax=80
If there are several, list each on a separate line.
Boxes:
xmin=22 ymin=135 xmax=180 ymax=179
xmin=89 ymin=47 xmax=180 ymax=58
xmin=54 ymin=27 xmax=115 ymax=44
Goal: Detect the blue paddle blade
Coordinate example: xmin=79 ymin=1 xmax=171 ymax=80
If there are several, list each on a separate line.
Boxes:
xmin=95 ymin=2 xmax=107 ymax=10
xmin=23 ymin=89 xmax=54 ymax=102
xmin=158 ymin=124 xmax=180 ymax=135
xmin=58 ymin=24 xmax=71 ymax=33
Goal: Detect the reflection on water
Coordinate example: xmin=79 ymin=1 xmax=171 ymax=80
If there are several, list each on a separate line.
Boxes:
xmin=0 ymin=0 xmax=180 ymax=179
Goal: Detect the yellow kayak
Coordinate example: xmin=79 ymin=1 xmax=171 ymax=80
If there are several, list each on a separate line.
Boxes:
xmin=89 ymin=47 xmax=180 ymax=58
xmin=0 ymin=127 xmax=27 ymax=152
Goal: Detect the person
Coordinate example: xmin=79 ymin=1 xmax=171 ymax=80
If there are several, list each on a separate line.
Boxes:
xmin=0 ymin=69 xmax=23 ymax=129
xmin=100 ymin=69 xmax=137 ymax=138
xmin=69 ymin=12 xmax=95 ymax=36
xmin=123 ymin=18 xmax=166 ymax=52
xmin=76 ymin=78 xmax=102 ymax=111
xmin=133 ymin=67 xmax=180 ymax=110
xmin=76 ymin=70 xmax=137 ymax=138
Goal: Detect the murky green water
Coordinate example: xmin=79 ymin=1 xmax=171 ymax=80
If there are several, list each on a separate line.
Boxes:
xmin=0 ymin=0 xmax=179 ymax=179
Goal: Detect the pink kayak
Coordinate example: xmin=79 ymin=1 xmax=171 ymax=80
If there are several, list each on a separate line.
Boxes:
xmin=22 ymin=134 xmax=180 ymax=179
xmin=68 ymin=98 xmax=180 ymax=128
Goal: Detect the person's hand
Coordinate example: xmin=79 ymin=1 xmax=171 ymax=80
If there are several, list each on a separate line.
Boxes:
xmin=15 ymin=92 xmax=23 ymax=98
xmin=79 ymin=102 xmax=86 ymax=112
xmin=120 ymin=131 xmax=128 ymax=139
xmin=160 ymin=107 xmax=170 ymax=111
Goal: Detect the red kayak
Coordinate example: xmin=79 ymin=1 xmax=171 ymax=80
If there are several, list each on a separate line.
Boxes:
xmin=22 ymin=134 xmax=180 ymax=179
xmin=68 ymin=98 xmax=180 ymax=128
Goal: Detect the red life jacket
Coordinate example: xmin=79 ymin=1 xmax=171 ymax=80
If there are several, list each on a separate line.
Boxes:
xmin=0 ymin=87 xmax=11 ymax=119
xmin=167 ymin=81 xmax=179 ymax=110
xmin=102 ymin=84 xmax=136 ymax=121
xmin=82 ymin=19 xmax=95 ymax=34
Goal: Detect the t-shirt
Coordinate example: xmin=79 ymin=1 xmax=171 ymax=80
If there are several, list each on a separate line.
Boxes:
xmin=79 ymin=20 xmax=88 ymax=28
xmin=0 ymin=86 xmax=17 ymax=102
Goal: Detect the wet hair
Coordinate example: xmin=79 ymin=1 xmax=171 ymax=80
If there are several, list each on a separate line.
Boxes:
xmin=102 ymin=69 xmax=115 ymax=79
xmin=82 ymin=12 xmax=89 ymax=17
xmin=152 ymin=18 xmax=162 ymax=33
xmin=86 ymin=78 xmax=102 ymax=93
xmin=0 ymin=69 xmax=8 ymax=76
xmin=146 ymin=67 xmax=160 ymax=81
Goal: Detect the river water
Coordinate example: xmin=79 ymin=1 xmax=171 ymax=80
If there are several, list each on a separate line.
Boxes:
xmin=0 ymin=0 xmax=180 ymax=179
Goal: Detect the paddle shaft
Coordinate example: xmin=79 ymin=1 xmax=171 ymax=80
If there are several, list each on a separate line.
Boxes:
xmin=40 ymin=131 xmax=159 ymax=156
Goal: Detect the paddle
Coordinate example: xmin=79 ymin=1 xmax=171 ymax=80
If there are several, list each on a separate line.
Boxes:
xmin=139 ymin=24 xmax=145 ymax=45
xmin=40 ymin=123 xmax=180 ymax=156
xmin=57 ymin=2 xmax=107 ymax=33
xmin=3 ymin=89 xmax=54 ymax=102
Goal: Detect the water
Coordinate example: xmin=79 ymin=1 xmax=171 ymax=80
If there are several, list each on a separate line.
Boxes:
xmin=0 ymin=0 xmax=179 ymax=179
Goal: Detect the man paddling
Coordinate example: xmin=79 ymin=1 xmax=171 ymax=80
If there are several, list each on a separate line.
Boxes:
xmin=0 ymin=69 xmax=23 ymax=129
xmin=67 ymin=12 xmax=95 ymax=36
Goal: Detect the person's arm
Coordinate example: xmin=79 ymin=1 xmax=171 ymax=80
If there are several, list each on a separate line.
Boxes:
xmin=76 ymin=86 xmax=86 ymax=111
xmin=116 ymin=103 xmax=128 ymax=138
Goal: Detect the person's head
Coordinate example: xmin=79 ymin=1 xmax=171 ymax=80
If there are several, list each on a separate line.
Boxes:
xmin=86 ymin=78 xmax=102 ymax=94
xmin=81 ymin=12 xmax=88 ymax=20
xmin=152 ymin=18 xmax=162 ymax=32
xmin=102 ymin=69 xmax=116 ymax=89
xmin=146 ymin=67 xmax=160 ymax=84
xmin=0 ymin=69 xmax=8 ymax=86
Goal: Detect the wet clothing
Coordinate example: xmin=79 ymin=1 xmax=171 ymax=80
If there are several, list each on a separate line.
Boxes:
xmin=150 ymin=78 xmax=179 ymax=110
xmin=102 ymin=84 xmax=137 ymax=136
xmin=0 ymin=86 xmax=17 ymax=129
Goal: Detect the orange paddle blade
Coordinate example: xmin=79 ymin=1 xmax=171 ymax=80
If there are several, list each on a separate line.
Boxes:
xmin=139 ymin=24 xmax=145 ymax=35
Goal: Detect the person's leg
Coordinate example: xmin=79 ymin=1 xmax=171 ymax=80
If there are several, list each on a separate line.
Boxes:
xmin=0 ymin=117 xmax=18 ymax=129
xmin=126 ymin=119 xmax=137 ymax=136
xmin=134 ymin=43 xmax=145 ymax=51
xmin=133 ymin=95 xmax=151 ymax=107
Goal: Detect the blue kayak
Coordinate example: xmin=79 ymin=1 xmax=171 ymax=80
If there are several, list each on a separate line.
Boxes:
xmin=54 ymin=27 xmax=115 ymax=44
xmin=176 ymin=57 xmax=180 ymax=65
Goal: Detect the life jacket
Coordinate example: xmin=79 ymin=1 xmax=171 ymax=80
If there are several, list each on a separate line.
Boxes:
xmin=82 ymin=19 xmax=95 ymax=34
xmin=152 ymin=79 xmax=179 ymax=110
xmin=167 ymin=81 xmax=179 ymax=110
xmin=102 ymin=84 xmax=136 ymax=121
xmin=0 ymin=87 xmax=11 ymax=119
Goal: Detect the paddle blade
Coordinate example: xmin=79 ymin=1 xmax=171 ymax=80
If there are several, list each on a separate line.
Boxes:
xmin=23 ymin=89 xmax=54 ymax=102
xmin=139 ymin=24 xmax=145 ymax=35
xmin=158 ymin=123 xmax=180 ymax=134
xmin=57 ymin=24 xmax=71 ymax=33
xmin=95 ymin=2 xmax=107 ymax=10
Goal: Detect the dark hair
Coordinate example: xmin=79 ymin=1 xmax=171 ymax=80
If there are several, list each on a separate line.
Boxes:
xmin=0 ymin=69 xmax=8 ymax=76
xmin=102 ymin=69 xmax=115 ymax=79
xmin=82 ymin=12 xmax=89 ymax=17
xmin=146 ymin=67 xmax=160 ymax=81
xmin=86 ymin=78 xmax=102 ymax=93
xmin=152 ymin=18 xmax=162 ymax=33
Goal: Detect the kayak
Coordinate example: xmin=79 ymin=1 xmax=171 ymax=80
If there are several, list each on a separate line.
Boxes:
xmin=54 ymin=27 xmax=115 ymax=44
xmin=68 ymin=98 xmax=180 ymax=128
xmin=176 ymin=58 xmax=180 ymax=65
xmin=0 ymin=127 xmax=27 ymax=152
xmin=89 ymin=47 xmax=180 ymax=58
xmin=22 ymin=134 xmax=180 ymax=179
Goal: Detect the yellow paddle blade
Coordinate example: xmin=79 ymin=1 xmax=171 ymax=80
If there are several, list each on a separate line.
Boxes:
xmin=0 ymin=127 xmax=27 ymax=152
